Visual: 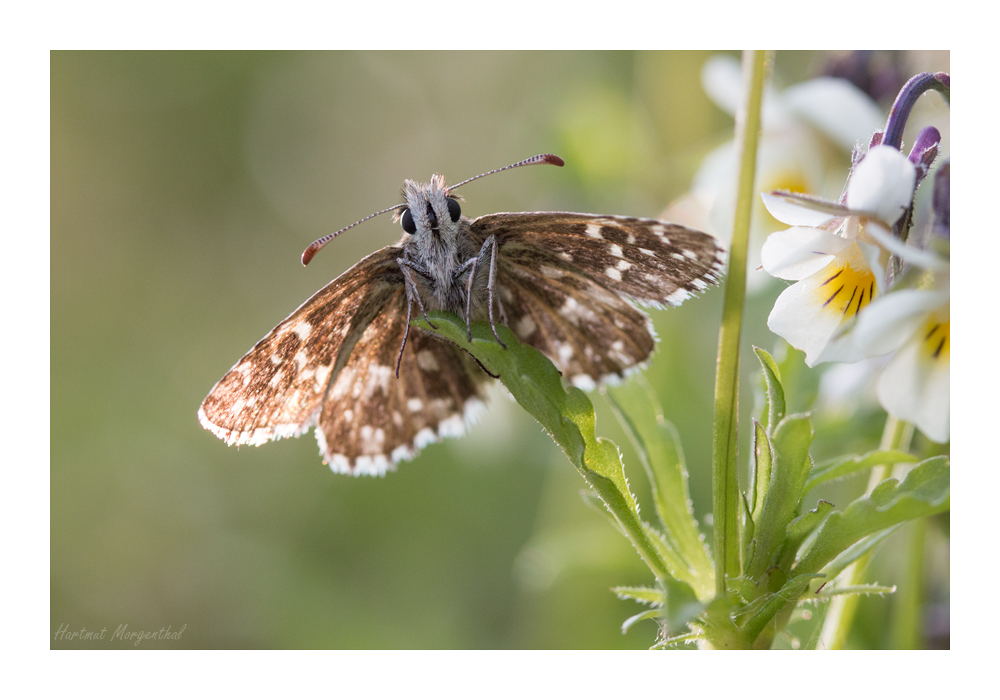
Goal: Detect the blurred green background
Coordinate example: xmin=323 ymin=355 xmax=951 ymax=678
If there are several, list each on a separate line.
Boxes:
xmin=51 ymin=51 xmax=948 ymax=649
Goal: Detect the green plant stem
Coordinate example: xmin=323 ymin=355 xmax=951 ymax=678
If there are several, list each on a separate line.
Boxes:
xmin=711 ymin=50 xmax=769 ymax=594
xmin=818 ymin=414 xmax=914 ymax=649
xmin=891 ymin=516 xmax=927 ymax=649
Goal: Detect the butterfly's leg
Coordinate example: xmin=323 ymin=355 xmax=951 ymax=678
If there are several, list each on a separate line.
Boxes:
xmin=395 ymin=297 xmax=413 ymax=378
xmin=397 ymin=257 xmax=436 ymax=329
xmin=461 ymin=256 xmax=481 ymax=341
xmin=484 ymin=235 xmax=506 ymax=349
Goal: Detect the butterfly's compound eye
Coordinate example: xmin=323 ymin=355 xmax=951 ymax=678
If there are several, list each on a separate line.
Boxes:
xmin=401 ymin=208 xmax=416 ymax=234
xmin=447 ymin=197 xmax=461 ymax=222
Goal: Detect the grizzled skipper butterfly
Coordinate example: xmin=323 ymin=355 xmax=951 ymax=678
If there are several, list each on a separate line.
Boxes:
xmin=199 ymin=155 xmax=725 ymax=475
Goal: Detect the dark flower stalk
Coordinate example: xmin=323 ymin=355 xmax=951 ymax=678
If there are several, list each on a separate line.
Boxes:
xmin=882 ymin=72 xmax=950 ymax=150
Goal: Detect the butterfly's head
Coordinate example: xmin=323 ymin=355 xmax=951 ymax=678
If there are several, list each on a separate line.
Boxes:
xmin=398 ymin=174 xmax=464 ymax=246
xmin=301 ymin=154 xmax=563 ymax=266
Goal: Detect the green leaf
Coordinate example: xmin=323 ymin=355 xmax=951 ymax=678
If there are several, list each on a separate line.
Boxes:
xmin=793 ymin=456 xmax=950 ymax=576
xmin=786 ymin=500 xmax=834 ymax=543
xmin=742 ymin=573 xmax=823 ymax=648
xmin=820 ymin=526 xmax=902 ymax=580
xmin=413 ymin=312 xmax=671 ymax=580
xmin=660 ymin=577 xmax=704 ymax=635
xmin=621 ymin=608 xmax=662 ymax=634
xmin=616 ymin=580 xmax=703 ymax=637
xmin=749 ymin=420 xmax=772 ymax=524
xmin=805 ymin=449 xmax=919 ymax=492
xmin=650 ymin=631 xmax=700 ymax=649
xmin=754 ymin=346 xmax=785 ymax=434
xmin=740 ymin=489 xmax=754 ymax=568
xmin=807 ymin=583 xmax=896 ymax=600
xmin=579 ymin=489 xmax=626 ymax=537
xmin=606 ymin=380 xmax=714 ymax=599
xmin=744 ymin=414 xmax=815 ymax=581
xmin=612 ymin=586 xmax=664 ymax=607
xmin=772 ymin=342 xmax=819 ymax=418
xmin=775 ymin=499 xmax=834 ymax=573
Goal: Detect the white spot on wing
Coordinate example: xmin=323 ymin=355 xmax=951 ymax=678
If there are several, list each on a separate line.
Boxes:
xmin=667 ymin=288 xmax=692 ymax=305
xmin=608 ymin=243 xmax=624 ymax=258
xmin=416 ymin=349 xmax=440 ymax=371
xmin=313 ymin=364 xmax=331 ymax=390
xmin=363 ymin=364 xmax=392 ymax=399
xmin=560 ymin=296 xmax=598 ymax=325
xmin=359 ymin=425 xmax=386 ymax=452
xmin=570 ymin=374 xmax=597 ymax=391
xmin=407 ymin=398 xmax=424 ymax=412
xmin=293 ymin=321 xmax=312 ymax=340
xmin=392 ymin=444 xmax=415 ymax=463
xmin=609 ymin=340 xmax=634 ymax=366
xmin=464 ymin=397 xmax=486 ymax=424
xmin=249 ymin=427 xmax=271 ymax=446
xmin=585 ymin=223 xmax=603 ymax=239
xmin=414 ymin=428 xmax=437 ymax=449
xmin=294 ymin=350 xmax=308 ymax=371
xmin=354 ymin=455 xmax=391 ymax=477
xmin=327 ymin=453 xmax=350 ymax=474
xmin=558 ymin=343 xmax=574 ymax=364
xmin=438 ymin=414 xmax=465 ymax=438
xmin=330 ymin=366 xmax=356 ymax=399
xmin=605 ymin=266 xmax=622 ymax=281
xmin=516 ymin=315 xmax=537 ymax=338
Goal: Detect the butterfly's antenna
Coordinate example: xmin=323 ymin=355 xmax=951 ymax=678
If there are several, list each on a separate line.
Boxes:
xmin=301 ymin=203 xmax=407 ymax=265
xmin=447 ymin=154 xmax=564 ymax=193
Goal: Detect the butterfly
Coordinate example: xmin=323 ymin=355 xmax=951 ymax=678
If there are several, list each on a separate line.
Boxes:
xmin=198 ymin=155 xmax=726 ymax=475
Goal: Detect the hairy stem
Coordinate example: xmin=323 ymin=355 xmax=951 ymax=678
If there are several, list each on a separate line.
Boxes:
xmin=711 ymin=50 xmax=769 ymax=594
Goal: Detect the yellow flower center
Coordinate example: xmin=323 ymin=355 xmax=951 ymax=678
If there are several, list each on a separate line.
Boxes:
xmin=920 ymin=317 xmax=950 ymax=362
xmin=813 ymin=259 xmax=877 ymax=317
xmin=765 ymin=171 xmax=809 ymax=195
xmin=760 ymin=170 xmax=811 ymax=228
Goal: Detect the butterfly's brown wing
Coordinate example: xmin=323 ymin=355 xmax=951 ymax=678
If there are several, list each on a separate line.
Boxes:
xmin=315 ymin=289 xmax=489 ymax=475
xmin=470 ymin=212 xmax=725 ymax=387
xmin=199 ymin=246 xmax=405 ymax=449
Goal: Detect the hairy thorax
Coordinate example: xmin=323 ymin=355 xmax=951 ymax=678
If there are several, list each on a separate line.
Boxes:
xmin=401 ymin=219 xmax=487 ymax=315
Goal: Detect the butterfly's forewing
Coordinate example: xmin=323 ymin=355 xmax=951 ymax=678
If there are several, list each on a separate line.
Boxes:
xmin=471 ymin=212 xmax=725 ymax=386
xmin=198 ymin=246 xmax=404 ymax=448
xmin=316 ymin=289 xmax=489 ymax=475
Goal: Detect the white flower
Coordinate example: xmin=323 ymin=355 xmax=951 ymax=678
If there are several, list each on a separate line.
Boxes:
xmin=761 ymin=146 xmax=917 ymax=367
xmin=672 ymin=55 xmax=885 ymax=282
xmin=850 ymin=234 xmax=950 ymax=443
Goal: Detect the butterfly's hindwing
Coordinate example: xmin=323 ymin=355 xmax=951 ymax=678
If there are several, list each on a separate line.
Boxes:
xmin=317 ymin=289 xmax=489 ymax=475
xmin=495 ymin=263 xmax=655 ymax=388
xmin=198 ymin=246 xmax=403 ymax=447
